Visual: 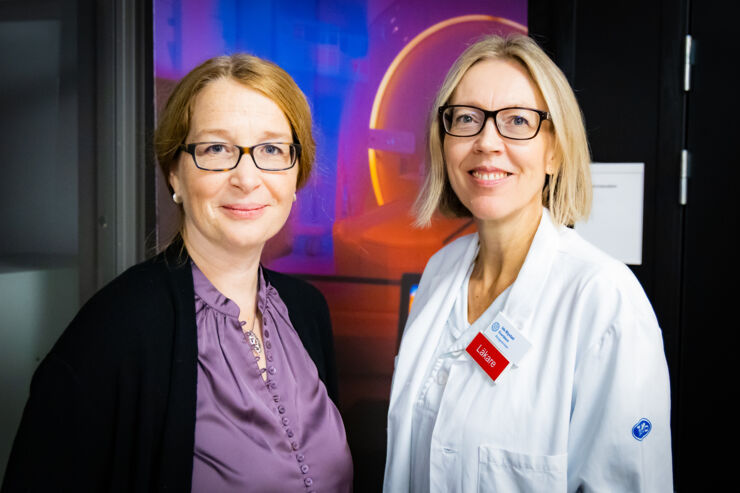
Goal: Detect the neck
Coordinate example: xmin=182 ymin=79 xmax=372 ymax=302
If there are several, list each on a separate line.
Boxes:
xmin=472 ymin=205 xmax=542 ymax=297
xmin=183 ymin=228 xmax=263 ymax=320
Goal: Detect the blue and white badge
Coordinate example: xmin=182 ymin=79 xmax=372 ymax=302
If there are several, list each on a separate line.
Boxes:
xmin=482 ymin=312 xmax=532 ymax=367
xmin=632 ymin=418 xmax=652 ymax=441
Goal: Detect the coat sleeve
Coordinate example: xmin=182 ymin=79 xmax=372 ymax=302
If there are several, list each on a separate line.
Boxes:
xmin=2 ymin=354 xmax=103 ymax=492
xmin=566 ymin=281 xmax=673 ymax=492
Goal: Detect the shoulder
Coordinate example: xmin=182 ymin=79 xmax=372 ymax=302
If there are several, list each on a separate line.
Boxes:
xmin=553 ymin=228 xmax=660 ymax=344
xmin=557 ymin=228 xmax=649 ymax=305
xmin=424 ymin=233 xmax=477 ymax=274
xmin=50 ymin=253 xmax=190 ymax=369
xmin=263 ymin=268 xmax=328 ymax=314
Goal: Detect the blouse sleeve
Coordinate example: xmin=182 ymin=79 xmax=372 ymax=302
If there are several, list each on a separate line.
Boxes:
xmin=566 ymin=282 xmax=673 ymax=492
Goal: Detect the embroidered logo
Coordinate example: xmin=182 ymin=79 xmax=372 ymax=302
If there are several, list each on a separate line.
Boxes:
xmin=632 ymin=418 xmax=652 ymax=441
xmin=491 ymin=321 xmax=501 ymax=332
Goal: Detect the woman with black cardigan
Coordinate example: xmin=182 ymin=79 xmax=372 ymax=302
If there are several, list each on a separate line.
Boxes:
xmin=3 ymin=54 xmax=352 ymax=492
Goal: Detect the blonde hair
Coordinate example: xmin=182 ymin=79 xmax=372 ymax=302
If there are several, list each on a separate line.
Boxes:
xmin=154 ymin=53 xmax=316 ymax=190
xmin=415 ymin=34 xmax=591 ymax=226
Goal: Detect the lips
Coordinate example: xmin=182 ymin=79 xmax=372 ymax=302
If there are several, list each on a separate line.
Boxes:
xmin=221 ymin=203 xmax=267 ymax=218
xmin=222 ymin=203 xmax=266 ymax=212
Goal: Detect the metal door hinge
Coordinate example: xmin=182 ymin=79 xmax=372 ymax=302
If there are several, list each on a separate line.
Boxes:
xmin=684 ymin=34 xmax=694 ymax=92
xmin=680 ymin=149 xmax=690 ymax=205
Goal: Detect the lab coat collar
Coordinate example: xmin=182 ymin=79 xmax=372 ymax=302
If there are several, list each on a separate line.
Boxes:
xmin=500 ymin=207 xmax=560 ymax=334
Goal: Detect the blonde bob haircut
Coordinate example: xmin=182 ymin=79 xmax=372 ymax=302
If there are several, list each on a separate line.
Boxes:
xmin=155 ymin=53 xmax=316 ymax=192
xmin=414 ymin=34 xmax=591 ymax=227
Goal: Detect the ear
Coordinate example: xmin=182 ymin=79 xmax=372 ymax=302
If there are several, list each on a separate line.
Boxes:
xmin=545 ymin=141 xmax=560 ymax=176
xmin=168 ymin=160 xmax=181 ymax=194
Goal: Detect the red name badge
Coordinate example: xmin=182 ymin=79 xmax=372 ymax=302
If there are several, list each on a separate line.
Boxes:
xmin=466 ymin=332 xmax=510 ymax=381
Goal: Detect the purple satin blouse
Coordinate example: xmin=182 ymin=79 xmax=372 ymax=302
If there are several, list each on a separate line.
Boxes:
xmin=190 ymin=262 xmax=353 ymax=492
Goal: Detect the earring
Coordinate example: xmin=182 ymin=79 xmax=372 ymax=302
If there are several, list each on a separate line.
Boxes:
xmin=293 ymin=193 xmax=297 ymax=202
xmin=172 ymin=192 xmax=181 ymax=204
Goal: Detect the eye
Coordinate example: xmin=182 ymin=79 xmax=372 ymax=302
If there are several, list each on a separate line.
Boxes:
xmin=510 ymin=115 xmax=530 ymax=126
xmin=202 ymin=143 xmax=229 ymax=154
xmin=457 ymin=114 xmax=474 ymax=123
xmin=455 ymin=111 xmax=480 ymax=125
xmin=261 ymin=144 xmax=284 ymax=156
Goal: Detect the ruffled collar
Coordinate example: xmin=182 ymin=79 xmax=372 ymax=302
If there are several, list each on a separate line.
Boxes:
xmin=191 ymin=261 xmax=275 ymax=318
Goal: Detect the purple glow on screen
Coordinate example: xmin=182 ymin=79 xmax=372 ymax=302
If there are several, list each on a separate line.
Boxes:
xmin=154 ymin=0 xmax=527 ymax=276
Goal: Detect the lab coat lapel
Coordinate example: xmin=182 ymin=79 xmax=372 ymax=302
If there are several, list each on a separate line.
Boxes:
xmin=389 ymin=234 xmax=479 ymax=406
xmin=501 ymin=208 xmax=560 ymax=333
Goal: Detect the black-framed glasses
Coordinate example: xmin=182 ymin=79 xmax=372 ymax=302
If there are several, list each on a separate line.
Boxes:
xmin=439 ymin=105 xmax=550 ymax=140
xmin=180 ymin=142 xmax=301 ymax=171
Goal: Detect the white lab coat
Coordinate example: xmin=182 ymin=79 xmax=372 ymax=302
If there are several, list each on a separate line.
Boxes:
xmin=384 ymin=208 xmax=672 ymax=492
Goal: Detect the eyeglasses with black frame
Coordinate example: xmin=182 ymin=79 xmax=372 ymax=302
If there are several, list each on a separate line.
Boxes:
xmin=180 ymin=142 xmax=301 ymax=172
xmin=439 ymin=105 xmax=550 ymax=140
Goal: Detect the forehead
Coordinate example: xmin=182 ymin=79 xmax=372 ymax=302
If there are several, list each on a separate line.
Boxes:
xmin=450 ymin=58 xmax=546 ymax=110
xmin=188 ymin=77 xmax=291 ymax=135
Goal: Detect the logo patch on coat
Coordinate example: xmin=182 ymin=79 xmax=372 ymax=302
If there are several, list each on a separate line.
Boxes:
xmin=632 ymin=418 xmax=652 ymax=441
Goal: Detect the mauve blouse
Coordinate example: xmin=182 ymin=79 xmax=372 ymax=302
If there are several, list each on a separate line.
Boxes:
xmin=190 ymin=262 xmax=353 ymax=492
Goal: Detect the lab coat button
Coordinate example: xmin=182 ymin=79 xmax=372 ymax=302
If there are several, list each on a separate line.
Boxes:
xmin=436 ymin=370 xmax=448 ymax=385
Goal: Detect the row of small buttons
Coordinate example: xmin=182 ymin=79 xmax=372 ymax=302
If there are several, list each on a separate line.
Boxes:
xmin=262 ymin=314 xmax=315 ymax=491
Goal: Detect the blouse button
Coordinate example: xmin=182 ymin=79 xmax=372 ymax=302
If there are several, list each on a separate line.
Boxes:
xmin=296 ymin=453 xmax=305 ymax=462
xmin=304 ymin=478 xmax=313 ymax=487
xmin=269 ymin=382 xmax=277 ymax=389
xmin=268 ymin=366 xmax=277 ymax=375
xmin=282 ymin=417 xmax=290 ymax=426
xmin=300 ymin=464 xmax=309 ymax=474
xmin=278 ymin=405 xmax=286 ymax=414
xmin=291 ymin=441 xmax=299 ymax=450
xmin=265 ymin=341 xmax=272 ymax=349
xmin=267 ymin=354 xmax=273 ymax=362
xmin=286 ymin=429 xmax=294 ymax=438
xmin=273 ymin=394 xmax=280 ymax=403
xmin=263 ymin=328 xmax=270 ymax=338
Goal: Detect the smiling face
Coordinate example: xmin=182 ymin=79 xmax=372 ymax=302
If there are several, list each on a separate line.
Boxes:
xmin=443 ymin=58 xmax=555 ymax=226
xmin=169 ymin=77 xmax=298 ymax=258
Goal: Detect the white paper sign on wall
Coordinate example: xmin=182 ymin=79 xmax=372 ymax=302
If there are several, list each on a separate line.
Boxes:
xmin=574 ymin=162 xmax=644 ymax=265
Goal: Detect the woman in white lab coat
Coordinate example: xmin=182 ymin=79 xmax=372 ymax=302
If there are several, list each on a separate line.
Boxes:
xmin=384 ymin=35 xmax=673 ymax=492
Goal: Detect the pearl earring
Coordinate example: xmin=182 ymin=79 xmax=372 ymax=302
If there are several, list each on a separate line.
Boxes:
xmin=172 ymin=192 xmax=181 ymax=204
xmin=293 ymin=193 xmax=297 ymax=202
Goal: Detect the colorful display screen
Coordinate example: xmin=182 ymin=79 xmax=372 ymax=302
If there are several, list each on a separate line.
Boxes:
xmin=154 ymin=1 xmax=526 ymax=486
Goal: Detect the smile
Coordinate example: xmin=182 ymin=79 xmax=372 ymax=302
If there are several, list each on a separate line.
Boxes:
xmin=221 ymin=204 xmax=267 ymax=219
xmin=470 ymin=170 xmax=511 ymax=181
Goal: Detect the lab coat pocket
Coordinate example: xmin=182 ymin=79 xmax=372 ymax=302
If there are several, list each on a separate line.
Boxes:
xmin=477 ymin=446 xmax=567 ymax=493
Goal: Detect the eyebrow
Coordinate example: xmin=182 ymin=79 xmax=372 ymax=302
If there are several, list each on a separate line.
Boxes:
xmin=451 ymin=102 xmax=539 ymax=110
xmin=191 ymin=128 xmax=292 ymax=143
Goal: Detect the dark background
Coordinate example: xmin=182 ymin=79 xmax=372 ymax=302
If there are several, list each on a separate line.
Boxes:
xmin=530 ymin=0 xmax=737 ymax=489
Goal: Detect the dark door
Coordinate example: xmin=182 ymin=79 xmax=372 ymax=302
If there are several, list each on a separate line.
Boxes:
xmin=677 ymin=0 xmax=737 ymax=488
xmin=529 ymin=0 xmax=738 ymax=489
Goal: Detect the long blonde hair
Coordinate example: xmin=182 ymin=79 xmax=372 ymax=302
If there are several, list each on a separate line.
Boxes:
xmin=415 ymin=34 xmax=591 ymax=227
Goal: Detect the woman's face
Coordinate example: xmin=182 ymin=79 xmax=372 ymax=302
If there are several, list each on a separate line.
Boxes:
xmin=169 ymin=77 xmax=299 ymax=257
xmin=443 ymin=58 xmax=555 ymax=225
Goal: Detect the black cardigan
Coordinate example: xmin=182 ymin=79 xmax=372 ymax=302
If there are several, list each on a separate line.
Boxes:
xmin=1 ymin=246 xmax=339 ymax=492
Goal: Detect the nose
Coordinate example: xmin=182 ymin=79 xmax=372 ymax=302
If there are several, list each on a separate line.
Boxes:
xmin=228 ymin=153 xmax=262 ymax=192
xmin=475 ymin=117 xmax=505 ymax=152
